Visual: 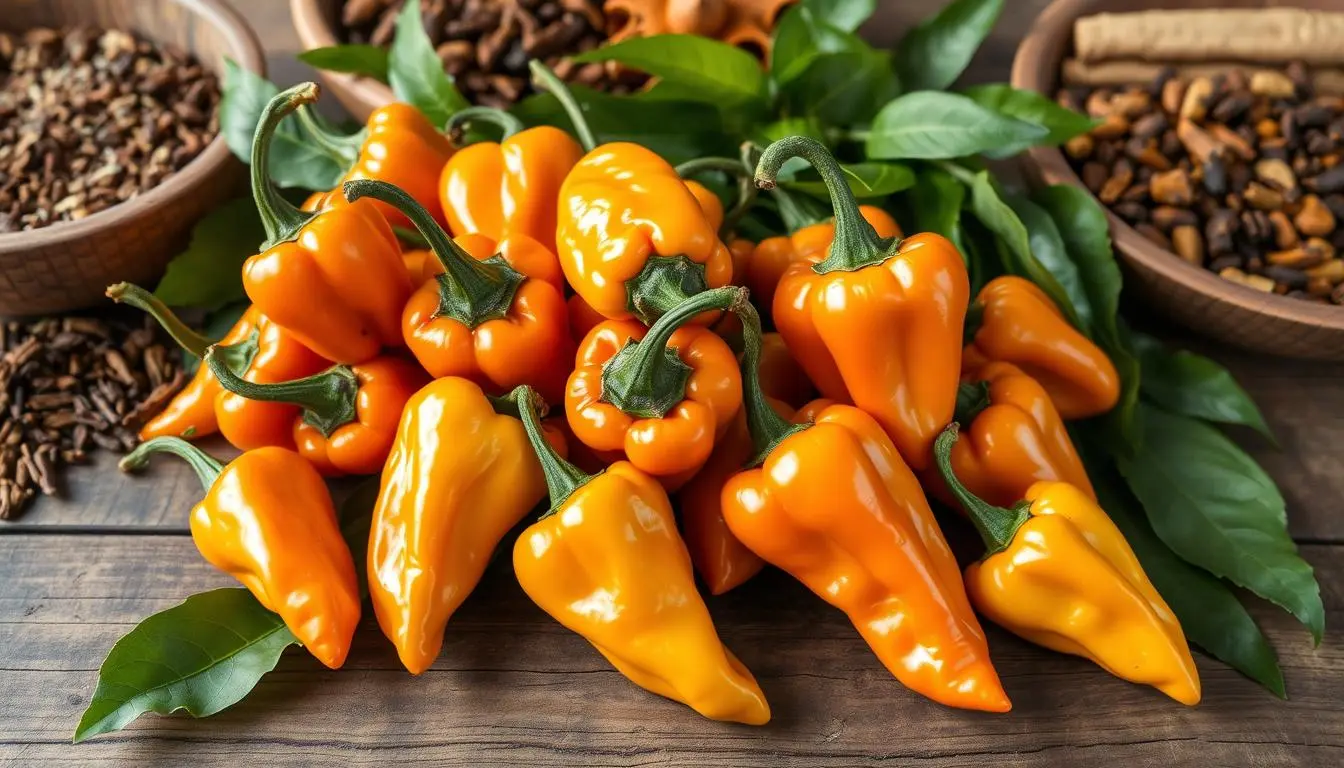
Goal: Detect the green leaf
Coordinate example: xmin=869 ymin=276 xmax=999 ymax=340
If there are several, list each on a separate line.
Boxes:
xmin=388 ymin=0 xmax=469 ymax=128
xmin=1128 ymin=333 xmax=1274 ymax=441
xmin=181 ymin=301 xmax=250 ymax=375
xmin=785 ymin=162 xmax=915 ymax=199
xmin=1083 ymin=443 xmax=1286 ymax=697
xmin=963 ymin=83 xmax=1097 ymax=145
xmin=908 ymin=165 xmax=965 ymax=240
xmin=772 ymin=2 xmax=881 ymax=84
xmin=573 ymin=35 xmax=767 ymax=108
xmin=895 ymin=0 xmax=1004 ymax=91
xmin=298 ymin=44 xmax=390 ymax=82
xmin=1005 ymin=194 xmax=1093 ymax=330
xmin=73 ymin=589 xmax=298 ymax=742
xmin=757 ymin=117 xmax=828 ymax=144
xmin=219 ymin=60 xmax=349 ymax=190
xmin=867 ymin=91 xmax=1048 ymax=160
xmin=782 ymin=48 xmax=899 ymax=127
xmin=1116 ymin=405 xmax=1324 ymax=644
xmin=802 ymin=0 xmax=876 ymax=31
xmin=153 ymin=197 xmax=265 ymax=311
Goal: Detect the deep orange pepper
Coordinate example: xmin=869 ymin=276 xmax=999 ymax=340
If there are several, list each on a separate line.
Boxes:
xmin=763 ymin=138 xmax=968 ymax=470
xmin=439 ymin=108 xmax=582 ymax=255
xmin=120 ymin=438 xmax=360 ymax=669
xmin=566 ymin=287 xmax=744 ymax=487
xmin=242 ymin=84 xmax=412 ymax=365
xmin=757 ymin=331 xmax=814 ymax=408
xmin=746 ymin=205 xmax=900 ymax=311
xmin=566 ymin=293 xmax=607 ymax=343
xmin=964 ymin=276 xmax=1121 ymax=420
xmin=345 ymin=179 xmax=573 ymax=404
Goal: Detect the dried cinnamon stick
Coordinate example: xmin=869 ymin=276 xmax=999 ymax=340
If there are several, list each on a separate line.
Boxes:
xmin=1075 ymin=9 xmax=1344 ymax=65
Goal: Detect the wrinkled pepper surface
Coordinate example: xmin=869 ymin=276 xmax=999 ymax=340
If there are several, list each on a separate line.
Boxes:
xmin=513 ymin=388 xmax=770 ymax=724
xmin=368 ymin=379 xmax=561 ymax=674
xmin=762 ymin=137 xmax=968 ymax=470
xmin=567 ymin=287 xmax=744 ymax=488
xmin=745 ymin=205 xmax=901 ymax=311
xmin=120 ymin=438 xmax=360 ymax=669
xmin=345 ymin=179 xmax=573 ymax=404
xmin=719 ymin=313 xmax=1009 ymax=712
xmin=964 ymin=276 xmax=1120 ymax=420
xmin=934 ymin=425 xmax=1201 ymax=705
xmin=242 ymin=83 xmax=412 ymax=364
xmin=439 ymin=108 xmax=582 ymax=254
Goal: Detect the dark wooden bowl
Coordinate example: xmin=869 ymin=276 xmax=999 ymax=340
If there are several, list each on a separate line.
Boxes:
xmin=0 ymin=0 xmax=265 ymax=318
xmin=290 ymin=0 xmax=393 ymax=123
xmin=1012 ymin=0 xmax=1344 ymax=361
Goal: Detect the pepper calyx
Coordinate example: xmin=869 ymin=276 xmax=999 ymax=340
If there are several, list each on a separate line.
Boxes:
xmin=933 ymin=423 xmax=1030 ymax=555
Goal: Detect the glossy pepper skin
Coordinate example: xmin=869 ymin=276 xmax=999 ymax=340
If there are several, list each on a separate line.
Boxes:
xmin=566 ymin=287 xmax=744 ymax=488
xmin=512 ymin=389 xmax=770 ymax=724
xmin=763 ymin=138 xmax=968 ymax=470
xmin=120 ymin=438 xmax=360 ymax=669
xmin=368 ymin=380 xmax=559 ymax=674
xmin=746 ymin=205 xmax=901 ymax=312
xmin=757 ymin=332 xmax=815 ymax=408
xmin=964 ymin=276 xmax=1120 ymax=420
xmin=934 ymin=426 xmax=1201 ymax=705
xmin=439 ymin=108 xmax=582 ymax=254
xmin=242 ymin=84 xmax=413 ymax=365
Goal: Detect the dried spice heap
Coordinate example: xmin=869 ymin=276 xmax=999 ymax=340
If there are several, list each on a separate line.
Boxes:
xmin=0 ymin=315 xmax=183 ymax=519
xmin=1060 ymin=65 xmax=1344 ymax=305
xmin=341 ymin=0 xmax=643 ymax=109
xmin=0 ymin=27 xmax=220 ymax=232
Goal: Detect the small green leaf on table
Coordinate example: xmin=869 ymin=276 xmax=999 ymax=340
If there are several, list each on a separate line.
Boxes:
xmin=389 ymin=0 xmax=469 ymax=128
xmin=963 ymin=83 xmax=1098 ymax=145
xmin=1127 ymin=332 xmax=1274 ymax=441
xmin=1116 ymin=404 xmax=1324 ymax=645
xmin=153 ymin=197 xmax=266 ymax=311
xmin=785 ymin=162 xmax=915 ymax=200
xmin=298 ymin=44 xmax=390 ymax=82
xmin=867 ymin=92 xmax=1048 ymax=160
xmin=895 ymin=0 xmax=1005 ymax=92
xmin=572 ymin=34 xmax=767 ymax=109
xmin=73 ymin=588 xmax=299 ymax=742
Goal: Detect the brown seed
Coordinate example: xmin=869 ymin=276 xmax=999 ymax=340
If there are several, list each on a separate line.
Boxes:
xmin=1211 ymin=93 xmax=1253 ymax=124
xmin=1305 ymin=165 xmax=1344 ymax=194
xmin=1306 ymin=236 xmax=1336 ymax=261
xmin=1207 ymin=123 xmax=1256 ymax=161
xmin=1125 ymin=137 xmax=1171 ymax=170
xmin=1082 ymin=162 xmax=1108 ymax=193
xmin=1180 ymin=77 xmax=1214 ymax=122
xmin=1294 ymin=194 xmax=1336 ymax=236
xmin=1132 ymin=112 xmax=1168 ymax=141
xmin=1307 ymin=258 xmax=1344 ymax=283
xmin=1111 ymin=201 xmax=1149 ymax=222
xmin=1244 ymin=182 xmax=1285 ymax=211
xmin=1268 ymin=210 xmax=1300 ymax=249
xmin=1220 ymin=266 xmax=1277 ymax=292
xmin=1086 ymin=89 xmax=1115 ymax=118
xmin=1250 ymin=70 xmax=1296 ymax=99
xmin=1205 ymin=210 xmax=1239 ymax=255
xmin=1264 ymin=265 xmax=1309 ymax=290
xmin=1254 ymin=158 xmax=1298 ymax=192
xmin=1090 ymin=113 xmax=1130 ymax=140
xmin=1256 ymin=118 xmax=1281 ymax=140
xmin=1150 ymin=168 xmax=1194 ymax=205
xmin=1151 ymin=206 xmax=1198 ymax=230
xmin=1064 ymin=134 xmax=1094 ymax=159
xmin=1110 ymin=90 xmax=1151 ymax=119
xmin=1308 ymin=275 xmax=1336 ymax=297
xmin=1161 ymin=78 xmax=1188 ymax=116
xmin=1171 ymin=225 xmax=1204 ymax=265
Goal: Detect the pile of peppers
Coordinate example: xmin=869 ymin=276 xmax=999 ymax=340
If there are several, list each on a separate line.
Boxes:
xmin=109 ymin=65 xmax=1203 ymax=723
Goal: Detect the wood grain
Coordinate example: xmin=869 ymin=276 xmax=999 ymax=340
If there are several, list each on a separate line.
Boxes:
xmin=1 ymin=534 xmax=1339 ymax=767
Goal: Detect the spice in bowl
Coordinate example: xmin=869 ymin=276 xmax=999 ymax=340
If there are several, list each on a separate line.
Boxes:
xmin=0 ymin=27 xmax=220 ymax=232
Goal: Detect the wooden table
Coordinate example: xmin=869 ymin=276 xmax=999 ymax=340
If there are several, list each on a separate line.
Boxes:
xmin=3 ymin=2 xmax=1342 ymax=765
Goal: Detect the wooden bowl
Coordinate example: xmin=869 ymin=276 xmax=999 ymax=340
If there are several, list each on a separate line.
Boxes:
xmin=0 ymin=0 xmax=265 ymax=318
xmin=291 ymin=0 xmax=393 ymax=123
xmin=1012 ymin=0 xmax=1344 ymax=361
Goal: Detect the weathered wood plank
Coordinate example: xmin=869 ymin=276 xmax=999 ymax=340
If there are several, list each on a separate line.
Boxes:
xmin=1 ymin=535 xmax=1338 ymax=766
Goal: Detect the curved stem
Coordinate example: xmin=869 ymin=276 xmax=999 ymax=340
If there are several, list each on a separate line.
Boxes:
xmin=932 ymin=424 xmax=1029 ymax=555
xmin=119 ymin=436 xmax=223 ymax=491
xmin=734 ymin=300 xmax=808 ymax=465
xmin=515 ymin=385 xmax=593 ymax=517
xmin=446 ymin=106 xmax=524 ymax=143
xmin=529 ymin=60 xmax=596 ymax=152
xmin=723 ymin=173 xmax=759 ymax=239
xmin=675 ymin=157 xmax=749 ymax=178
xmin=105 ymin=282 xmax=212 ymax=359
xmin=601 ymin=286 xmax=744 ymax=419
xmin=294 ymin=104 xmax=364 ymax=166
xmin=251 ymin=82 xmax=320 ymax=248
xmin=754 ymin=136 xmax=896 ymax=273
xmin=954 ymin=381 xmax=992 ymax=425
xmin=676 ymin=156 xmax=759 ymax=240
xmin=344 ymin=179 xmax=524 ymax=329
xmin=205 ymin=346 xmax=357 ymax=438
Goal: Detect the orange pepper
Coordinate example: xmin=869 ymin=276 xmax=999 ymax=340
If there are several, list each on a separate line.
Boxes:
xmin=718 ymin=303 xmax=1009 ymax=712
xmin=241 ymin=84 xmax=412 ymax=365
xmin=762 ymin=138 xmax=968 ymax=470
xmin=106 ymin=285 xmax=329 ymax=449
xmin=566 ymin=287 xmax=744 ymax=488
xmin=684 ymin=178 xmax=726 ymax=232
xmin=120 ymin=438 xmax=360 ymax=669
xmin=746 ymin=205 xmax=900 ymax=311
xmin=728 ymin=239 xmax=755 ymax=287
xmin=964 ymin=276 xmax=1120 ymax=419
xmin=757 ymin=331 xmax=814 ymax=408
xmin=345 ymin=179 xmax=573 ymax=404
xmin=440 ymin=108 xmax=582 ymax=254
xmin=512 ymin=388 xmax=770 ymax=724
xmin=401 ymin=249 xmax=433 ymax=283
xmin=566 ymin=293 xmax=607 ymax=344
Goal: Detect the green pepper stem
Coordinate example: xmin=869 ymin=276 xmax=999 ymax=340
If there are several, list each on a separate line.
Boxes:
xmin=251 ymin=82 xmax=320 ymax=248
xmin=675 ymin=157 xmax=748 ymax=177
xmin=446 ymin=106 xmax=524 ymax=142
xmin=105 ymin=282 xmax=212 ymax=359
xmin=514 ymin=385 xmax=593 ymax=516
xmin=601 ymin=286 xmax=744 ymax=420
xmin=933 ymin=424 xmax=1030 ymax=555
xmin=293 ymin=104 xmax=364 ymax=167
xmin=205 ymin=346 xmax=358 ymax=438
xmin=954 ymin=381 xmax=993 ymax=425
xmin=343 ymin=179 xmax=524 ymax=329
xmin=529 ymin=60 xmax=597 ymax=153
xmin=119 ymin=436 xmax=224 ymax=492
xmin=754 ymin=136 xmax=898 ymax=273
xmin=734 ymin=300 xmax=808 ymax=465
